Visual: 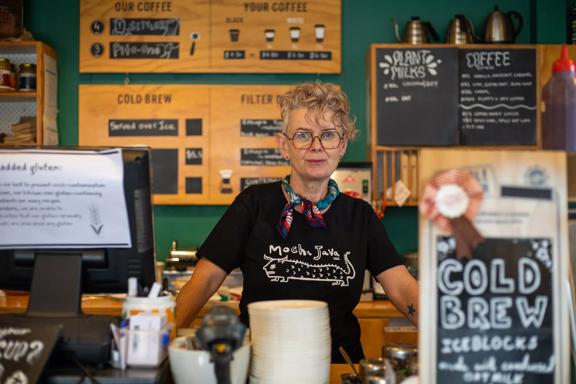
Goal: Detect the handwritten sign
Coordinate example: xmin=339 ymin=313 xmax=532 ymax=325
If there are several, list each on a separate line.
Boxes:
xmin=240 ymin=148 xmax=287 ymax=166
xmin=110 ymin=18 xmax=180 ymax=36
xmin=0 ymin=318 xmax=61 ymax=384
xmin=374 ymin=46 xmax=459 ymax=146
xmin=418 ymin=149 xmax=570 ymax=384
xmin=108 ymin=119 xmax=178 ymax=136
xmin=0 ymin=148 xmax=131 ymax=249
xmin=109 ymin=42 xmax=180 ymax=59
xmin=371 ymin=45 xmax=538 ymax=147
xmin=240 ymin=177 xmax=282 ymax=191
xmin=459 ymin=48 xmax=537 ymax=145
xmin=240 ymin=119 xmax=282 ymax=137
xmin=436 ymin=237 xmax=554 ymax=383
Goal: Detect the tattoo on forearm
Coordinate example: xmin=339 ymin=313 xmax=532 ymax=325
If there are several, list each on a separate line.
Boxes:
xmin=408 ymin=304 xmax=416 ymax=317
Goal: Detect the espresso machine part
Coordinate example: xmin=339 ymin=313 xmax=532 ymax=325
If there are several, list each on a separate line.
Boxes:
xmin=382 ymin=343 xmax=418 ymax=381
xmin=196 ymin=306 xmax=247 ymax=384
xmin=392 ymin=16 xmax=438 ymax=44
xmin=483 ymin=5 xmax=523 ymax=43
xmin=445 ymin=14 xmax=477 ymax=44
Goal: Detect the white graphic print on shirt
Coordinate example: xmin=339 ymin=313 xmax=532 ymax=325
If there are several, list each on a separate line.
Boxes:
xmin=262 ymin=244 xmax=356 ymax=286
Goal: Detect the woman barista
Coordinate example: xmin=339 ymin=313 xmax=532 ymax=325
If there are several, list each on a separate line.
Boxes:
xmin=176 ymin=82 xmax=419 ymax=363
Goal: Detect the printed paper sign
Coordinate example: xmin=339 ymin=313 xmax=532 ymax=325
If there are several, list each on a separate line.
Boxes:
xmin=0 ymin=148 xmax=131 ymax=248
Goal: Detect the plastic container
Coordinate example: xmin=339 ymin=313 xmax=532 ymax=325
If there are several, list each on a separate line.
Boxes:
xmin=542 ymin=45 xmax=576 ymax=150
xmin=122 ymin=295 xmax=176 ymax=339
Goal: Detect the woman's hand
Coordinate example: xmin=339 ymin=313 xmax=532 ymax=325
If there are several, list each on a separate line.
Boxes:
xmin=376 ymin=265 xmax=419 ymax=327
xmin=175 ymin=258 xmax=228 ymax=329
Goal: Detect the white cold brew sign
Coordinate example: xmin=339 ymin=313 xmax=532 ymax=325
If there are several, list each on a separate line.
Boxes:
xmin=418 ymin=149 xmax=569 ymax=384
xmin=436 ymin=237 xmax=554 ymax=383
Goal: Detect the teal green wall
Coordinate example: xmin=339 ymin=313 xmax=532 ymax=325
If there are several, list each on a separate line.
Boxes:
xmin=23 ymin=0 xmax=567 ymax=259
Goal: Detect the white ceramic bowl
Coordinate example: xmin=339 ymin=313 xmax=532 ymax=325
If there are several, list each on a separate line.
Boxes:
xmin=169 ymin=336 xmax=250 ymax=384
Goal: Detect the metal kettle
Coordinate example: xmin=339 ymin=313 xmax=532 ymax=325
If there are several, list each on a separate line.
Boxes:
xmin=392 ymin=16 xmax=439 ymax=44
xmin=446 ymin=14 xmax=477 ymax=44
xmin=483 ymin=5 xmax=523 ymax=43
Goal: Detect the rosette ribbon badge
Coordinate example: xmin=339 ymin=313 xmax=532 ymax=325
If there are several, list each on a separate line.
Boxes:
xmin=419 ymin=169 xmax=484 ymax=259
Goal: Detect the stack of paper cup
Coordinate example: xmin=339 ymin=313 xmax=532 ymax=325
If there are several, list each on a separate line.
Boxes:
xmin=248 ymin=300 xmax=330 ymax=384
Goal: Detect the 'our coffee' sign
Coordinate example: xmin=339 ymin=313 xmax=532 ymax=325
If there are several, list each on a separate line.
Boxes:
xmin=0 ymin=319 xmax=61 ymax=384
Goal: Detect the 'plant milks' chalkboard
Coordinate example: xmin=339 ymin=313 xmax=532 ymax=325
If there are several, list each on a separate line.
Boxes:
xmin=375 ymin=47 xmax=459 ymax=146
xmin=436 ymin=236 xmax=554 ymax=383
xmin=458 ymin=48 xmax=537 ymax=145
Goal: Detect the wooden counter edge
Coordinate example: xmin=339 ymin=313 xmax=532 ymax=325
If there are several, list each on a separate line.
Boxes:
xmin=1 ymin=292 xmax=404 ymax=319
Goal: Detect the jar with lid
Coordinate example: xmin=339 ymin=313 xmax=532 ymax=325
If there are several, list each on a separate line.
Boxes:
xmin=18 ymin=63 xmax=36 ymax=92
xmin=9 ymin=63 xmax=16 ymax=91
xmin=0 ymin=58 xmax=11 ymax=92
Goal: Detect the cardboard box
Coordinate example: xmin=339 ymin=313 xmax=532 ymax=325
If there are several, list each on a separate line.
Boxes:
xmin=0 ymin=0 xmax=22 ymax=38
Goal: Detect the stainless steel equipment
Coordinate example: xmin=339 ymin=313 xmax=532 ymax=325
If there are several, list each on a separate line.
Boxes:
xmin=392 ymin=17 xmax=438 ymax=44
xmin=445 ymin=14 xmax=477 ymax=44
xmin=483 ymin=5 xmax=523 ymax=43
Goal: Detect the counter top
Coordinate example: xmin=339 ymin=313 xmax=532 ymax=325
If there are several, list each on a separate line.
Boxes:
xmin=0 ymin=291 xmax=404 ymax=318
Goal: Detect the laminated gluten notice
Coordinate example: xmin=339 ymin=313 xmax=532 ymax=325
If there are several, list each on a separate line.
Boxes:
xmin=458 ymin=48 xmax=537 ymax=145
xmin=0 ymin=148 xmax=131 ymax=249
xmin=419 ymin=149 xmax=570 ymax=384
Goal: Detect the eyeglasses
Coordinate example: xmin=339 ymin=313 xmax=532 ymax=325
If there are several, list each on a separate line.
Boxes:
xmin=283 ymin=129 xmax=344 ymax=150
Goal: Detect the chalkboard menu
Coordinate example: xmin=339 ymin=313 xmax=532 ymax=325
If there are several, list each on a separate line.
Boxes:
xmin=80 ymin=0 xmax=341 ymax=73
xmin=374 ymin=46 xmax=459 ymax=146
xmin=459 ymin=48 xmax=537 ymax=145
xmin=418 ymin=149 xmax=570 ymax=384
xmin=436 ymin=236 xmax=554 ymax=383
xmin=0 ymin=317 xmax=61 ymax=384
xmin=371 ymin=45 xmax=538 ymax=147
xmin=79 ymin=84 xmax=292 ymax=205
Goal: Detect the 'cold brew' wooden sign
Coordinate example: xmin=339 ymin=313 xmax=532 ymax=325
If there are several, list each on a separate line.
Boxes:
xmin=78 ymin=84 xmax=291 ymax=205
xmin=80 ymin=0 xmax=341 ymax=73
xmin=418 ymin=149 xmax=570 ymax=384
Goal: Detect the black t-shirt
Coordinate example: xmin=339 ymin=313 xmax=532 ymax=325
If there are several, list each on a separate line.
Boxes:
xmin=197 ymin=182 xmax=403 ymax=362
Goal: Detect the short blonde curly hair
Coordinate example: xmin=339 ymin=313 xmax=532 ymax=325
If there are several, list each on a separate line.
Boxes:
xmin=277 ymin=82 xmax=358 ymax=140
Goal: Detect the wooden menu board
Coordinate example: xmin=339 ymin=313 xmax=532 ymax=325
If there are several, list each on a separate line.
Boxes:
xmin=418 ymin=149 xmax=569 ymax=384
xmin=370 ymin=44 xmax=538 ymax=147
xmin=78 ymin=84 xmax=291 ymax=205
xmin=79 ymin=0 xmax=340 ymax=73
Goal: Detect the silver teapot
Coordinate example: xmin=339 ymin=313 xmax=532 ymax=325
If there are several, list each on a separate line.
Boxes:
xmin=483 ymin=5 xmax=523 ymax=43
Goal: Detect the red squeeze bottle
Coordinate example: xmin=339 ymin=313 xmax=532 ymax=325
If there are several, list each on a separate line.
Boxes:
xmin=542 ymin=45 xmax=576 ymax=150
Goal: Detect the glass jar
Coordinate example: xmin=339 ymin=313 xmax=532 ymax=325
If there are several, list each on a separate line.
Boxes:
xmin=18 ymin=63 xmax=36 ymax=92
xmin=0 ymin=58 xmax=11 ymax=91
xmin=9 ymin=63 xmax=16 ymax=91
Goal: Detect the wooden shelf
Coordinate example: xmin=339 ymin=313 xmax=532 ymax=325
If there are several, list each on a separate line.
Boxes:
xmin=0 ymin=41 xmax=57 ymax=146
xmin=0 ymin=91 xmax=37 ymax=101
